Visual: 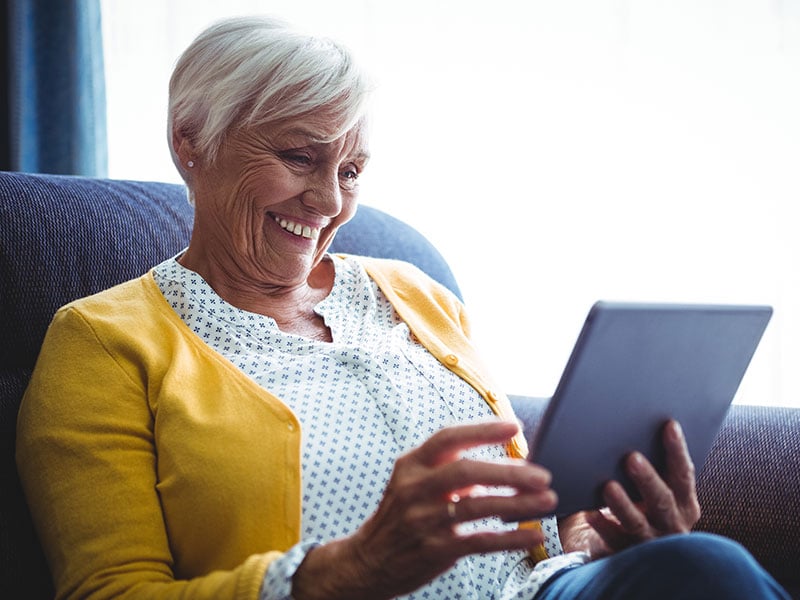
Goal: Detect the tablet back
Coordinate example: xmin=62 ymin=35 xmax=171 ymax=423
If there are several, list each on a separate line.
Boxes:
xmin=530 ymin=301 xmax=772 ymax=517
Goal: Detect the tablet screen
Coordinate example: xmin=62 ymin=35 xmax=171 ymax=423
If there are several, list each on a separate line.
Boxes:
xmin=529 ymin=301 xmax=772 ymax=517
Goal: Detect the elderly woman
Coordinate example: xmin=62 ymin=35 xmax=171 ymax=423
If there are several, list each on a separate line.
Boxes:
xmin=17 ymin=16 xmax=788 ymax=600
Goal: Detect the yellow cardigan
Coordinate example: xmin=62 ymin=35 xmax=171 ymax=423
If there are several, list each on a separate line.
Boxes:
xmin=17 ymin=256 xmax=538 ymax=600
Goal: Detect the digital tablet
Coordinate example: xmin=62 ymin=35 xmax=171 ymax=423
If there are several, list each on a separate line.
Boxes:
xmin=529 ymin=301 xmax=772 ymax=517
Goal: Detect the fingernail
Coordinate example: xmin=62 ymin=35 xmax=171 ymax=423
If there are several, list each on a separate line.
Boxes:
xmin=629 ymin=452 xmax=645 ymax=473
xmin=670 ymin=421 xmax=685 ymax=444
xmin=534 ymin=466 xmax=552 ymax=487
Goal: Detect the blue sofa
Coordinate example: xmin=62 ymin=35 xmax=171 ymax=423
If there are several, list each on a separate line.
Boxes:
xmin=1 ymin=171 xmax=798 ymax=598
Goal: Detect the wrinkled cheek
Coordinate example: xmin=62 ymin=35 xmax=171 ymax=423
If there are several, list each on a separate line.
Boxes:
xmin=341 ymin=197 xmax=359 ymax=223
xmin=315 ymin=228 xmax=338 ymax=259
xmin=248 ymin=220 xmax=285 ymax=267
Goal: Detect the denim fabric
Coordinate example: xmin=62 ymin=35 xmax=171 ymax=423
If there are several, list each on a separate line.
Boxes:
xmin=534 ymin=533 xmax=790 ymax=600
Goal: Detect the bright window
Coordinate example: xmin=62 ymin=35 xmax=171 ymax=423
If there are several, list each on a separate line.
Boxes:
xmin=102 ymin=0 xmax=800 ymax=407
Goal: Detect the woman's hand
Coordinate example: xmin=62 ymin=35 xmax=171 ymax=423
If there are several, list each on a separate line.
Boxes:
xmin=560 ymin=420 xmax=701 ymax=559
xmin=291 ymin=420 xmax=557 ymax=600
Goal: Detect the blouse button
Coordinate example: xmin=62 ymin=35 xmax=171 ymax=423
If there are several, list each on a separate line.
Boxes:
xmin=444 ymin=354 xmax=459 ymax=366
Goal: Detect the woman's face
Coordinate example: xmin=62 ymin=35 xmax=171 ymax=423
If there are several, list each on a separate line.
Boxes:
xmin=189 ymin=116 xmax=369 ymax=289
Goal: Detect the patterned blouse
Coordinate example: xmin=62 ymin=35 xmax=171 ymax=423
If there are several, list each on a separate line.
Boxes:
xmin=153 ymin=254 xmax=588 ymax=600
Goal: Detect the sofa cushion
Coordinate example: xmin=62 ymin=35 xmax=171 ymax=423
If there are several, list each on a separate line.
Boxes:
xmin=0 ymin=173 xmax=195 ymax=373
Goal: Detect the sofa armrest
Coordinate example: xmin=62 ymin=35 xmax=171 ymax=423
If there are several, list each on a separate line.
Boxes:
xmin=508 ymin=396 xmax=800 ymax=598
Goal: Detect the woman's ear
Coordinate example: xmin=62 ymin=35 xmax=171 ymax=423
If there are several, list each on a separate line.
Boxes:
xmin=172 ymin=125 xmax=197 ymax=169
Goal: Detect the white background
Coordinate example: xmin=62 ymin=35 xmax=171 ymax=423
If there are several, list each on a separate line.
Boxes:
xmin=102 ymin=0 xmax=800 ymax=406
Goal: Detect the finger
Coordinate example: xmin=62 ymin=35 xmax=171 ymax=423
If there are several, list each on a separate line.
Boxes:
xmin=453 ymin=489 xmax=559 ymax=523
xmin=602 ymin=479 xmax=654 ymax=540
xmin=415 ymin=421 xmax=521 ymax=466
xmin=623 ymin=452 xmax=682 ymax=533
xmin=456 ymin=526 xmax=546 ymax=557
xmin=424 ymin=458 xmax=552 ymax=500
xmin=663 ymin=421 xmax=701 ymax=521
xmin=393 ymin=503 xmax=546 ymax=565
xmin=583 ymin=508 xmax=632 ymax=554
xmin=448 ymin=458 xmax=552 ymax=498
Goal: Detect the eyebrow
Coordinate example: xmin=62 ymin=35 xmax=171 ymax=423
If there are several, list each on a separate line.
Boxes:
xmin=351 ymin=150 xmax=371 ymax=163
xmin=278 ymin=127 xmax=370 ymax=161
xmin=268 ymin=122 xmax=370 ymax=166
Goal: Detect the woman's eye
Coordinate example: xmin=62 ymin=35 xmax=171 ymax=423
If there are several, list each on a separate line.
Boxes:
xmin=340 ymin=166 xmax=360 ymax=183
xmin=281 ymin=151 xmax=312 ymax=166
xmin=339 ymin=169 xmax=360 ymax=190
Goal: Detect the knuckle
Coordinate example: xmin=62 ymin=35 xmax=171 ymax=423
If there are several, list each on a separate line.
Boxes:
xmin=393 ymin=481 xmax=423 ymax=507
xmin=393 ymin=452 xmax=415 ymax=472
xmin=386 ymin=471 xmax=427 ymax=509
xmin=404 ymin=503 xmax=434 ymax=530
xmin=655 ymin=490 xmax=676 ymax=515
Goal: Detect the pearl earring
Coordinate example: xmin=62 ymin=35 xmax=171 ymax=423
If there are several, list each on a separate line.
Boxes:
xmin=187 ymin=160 xmax=195 ymax=168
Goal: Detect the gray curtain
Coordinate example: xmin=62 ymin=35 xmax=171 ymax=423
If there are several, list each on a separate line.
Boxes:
xmin=2 ymin=0 xmax=107 ymax=176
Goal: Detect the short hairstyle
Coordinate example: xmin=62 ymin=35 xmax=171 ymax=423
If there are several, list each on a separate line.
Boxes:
xmin=167 ymin=16 xmax=371 ymax=172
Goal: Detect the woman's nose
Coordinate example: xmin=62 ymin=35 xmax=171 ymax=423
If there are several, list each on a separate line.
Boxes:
xmin=303 ymin=169 xmax=342 ymax=215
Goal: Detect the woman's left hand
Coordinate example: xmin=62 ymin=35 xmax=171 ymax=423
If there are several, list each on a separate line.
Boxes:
xmin=559 ymin=419 xmax=701 ymax=559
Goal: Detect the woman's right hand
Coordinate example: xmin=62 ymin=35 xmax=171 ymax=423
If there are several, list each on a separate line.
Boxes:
xmin=291 ymin=420 xmax=557 ymax=600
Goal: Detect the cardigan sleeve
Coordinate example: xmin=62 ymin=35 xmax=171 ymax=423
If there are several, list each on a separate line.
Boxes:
xmin=16 ymin=306 xmax=276 ymax=600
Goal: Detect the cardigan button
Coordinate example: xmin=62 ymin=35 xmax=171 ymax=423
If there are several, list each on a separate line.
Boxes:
xmin=486 ymin=390 xmax=499 ymax=403
xmin=287 ymin=422 xmax=296 ymax=432
xmin=444 ymin=354 xmax=459 ymax=366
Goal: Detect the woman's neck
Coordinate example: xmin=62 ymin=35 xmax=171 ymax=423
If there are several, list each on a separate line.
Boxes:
xmin=177 ymin=250 xmax=335 ymax=341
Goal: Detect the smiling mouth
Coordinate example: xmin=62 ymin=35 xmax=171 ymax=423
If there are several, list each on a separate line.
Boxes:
xmin=273 ymin=216 xmax=320 ymax=240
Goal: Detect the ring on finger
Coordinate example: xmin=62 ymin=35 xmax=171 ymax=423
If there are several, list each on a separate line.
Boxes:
xmin=446 ymin=493 xmax=461 ymax=522
xmin=447 ymin=500 xmax=458 ymax=521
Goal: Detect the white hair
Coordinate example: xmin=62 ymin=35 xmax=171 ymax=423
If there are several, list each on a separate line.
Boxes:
xmin=167 ymin=16 xmax=371 ymax=174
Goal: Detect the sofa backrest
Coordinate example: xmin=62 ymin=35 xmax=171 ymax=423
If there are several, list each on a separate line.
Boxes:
xmin=0 ymin=170 xmax=461 ymax=598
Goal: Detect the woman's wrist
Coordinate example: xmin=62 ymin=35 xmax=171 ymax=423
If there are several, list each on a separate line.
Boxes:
xmin=260 ymin=541 xmax=320 ymax=600
xmin=291 ymin=537 xmax=385 ymax=600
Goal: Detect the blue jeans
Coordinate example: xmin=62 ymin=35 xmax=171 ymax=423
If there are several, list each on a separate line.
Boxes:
xmin=535 ymin=533 xmax=790 ymax=600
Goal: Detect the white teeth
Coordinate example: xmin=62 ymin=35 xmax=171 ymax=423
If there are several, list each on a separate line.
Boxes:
xmin=275 ymin=216 xmax=320 ymax=240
